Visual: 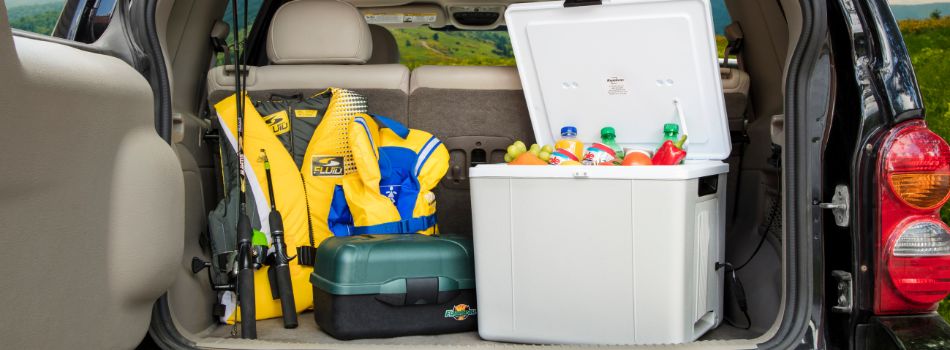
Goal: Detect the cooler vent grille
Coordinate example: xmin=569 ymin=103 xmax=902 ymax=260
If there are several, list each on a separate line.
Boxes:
xmin=693 ymin=205 xmax=711 ymax=322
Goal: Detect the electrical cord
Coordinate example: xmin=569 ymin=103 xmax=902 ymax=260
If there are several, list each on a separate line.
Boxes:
xmin=717 ymin=262 xmax=751 ymax=330
xmin=734 ymin=199 xmax=782 ymax=272
xmin=718 ymin=195 xmax=783 ymax=331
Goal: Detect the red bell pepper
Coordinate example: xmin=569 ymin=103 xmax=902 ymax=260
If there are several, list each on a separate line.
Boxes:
xmin=652 ymin=135 xmax=688 ymax=165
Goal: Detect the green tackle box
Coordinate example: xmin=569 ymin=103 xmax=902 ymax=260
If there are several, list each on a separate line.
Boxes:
xmin=310 ymin=234 xmax=477 ymax=340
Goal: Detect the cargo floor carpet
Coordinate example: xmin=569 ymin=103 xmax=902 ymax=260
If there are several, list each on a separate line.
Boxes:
xmin=206 ymin=311 xmax=760 ymax=345
xmin=207 ymin=311 xmax=485 ymax=346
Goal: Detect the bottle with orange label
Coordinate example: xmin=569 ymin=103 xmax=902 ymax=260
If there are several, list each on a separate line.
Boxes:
xmin=555 ymin=126 xmax=585 ymax=160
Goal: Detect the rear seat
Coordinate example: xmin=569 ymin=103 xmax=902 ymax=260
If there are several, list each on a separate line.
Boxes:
xmin=720 ymin=67 xmax=751 ymax=224
xmin=206 ymin=0 xmax=410 ymax=122
xmin=408 ymin=65 xmax=535 ymax=235
xmin=721 ymin=67 xmax=751 ymax=132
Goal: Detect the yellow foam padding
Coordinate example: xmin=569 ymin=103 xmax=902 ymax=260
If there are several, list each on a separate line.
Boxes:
xmin=215 ymin=89 xmax=366 ymax=323
xmin=344 ymin=116 xmax=404 ymax=227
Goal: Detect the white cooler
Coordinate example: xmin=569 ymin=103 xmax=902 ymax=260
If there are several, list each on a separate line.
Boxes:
xmin=471 ymin=0 xmax=732 ymax=345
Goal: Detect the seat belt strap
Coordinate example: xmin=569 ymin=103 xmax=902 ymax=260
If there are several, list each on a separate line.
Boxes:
xmin=724 ymin=22 xmax=745 ymax=70
xmin=210 ymin=20 xmax=231 ymax=67
xmin=352 ymin=215 xmax=437 ymax=235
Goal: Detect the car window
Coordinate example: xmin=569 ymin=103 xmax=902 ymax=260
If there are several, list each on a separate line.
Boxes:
xmin=217 ymin=0 xmax=265 ymax=65
xmin=712 ymin=0 xmax=732 ymax=58
xmin=388 ymin=27 xmax=516 ymax=70
xmin=7 ymin=0 xmax=117 ymax=43
xmin=387 ymin=0 xmax=732 ymax=69
xmin=6 ymin=0 xmax=67 ymax=36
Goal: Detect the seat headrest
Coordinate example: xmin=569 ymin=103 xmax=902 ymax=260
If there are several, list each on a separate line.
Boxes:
xmin=267 ymin=0 xmax=372 ymax=65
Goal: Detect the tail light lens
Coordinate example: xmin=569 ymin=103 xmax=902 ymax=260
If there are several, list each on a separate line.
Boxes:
xmin=876 ymin=120 xmax=950 ymax=314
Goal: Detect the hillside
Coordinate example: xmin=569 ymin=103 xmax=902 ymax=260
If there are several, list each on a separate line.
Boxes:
xmin=390 ymin=28 xmax=515 ymax=69
xmin=7 ymin=2 xmax=62 ymax=35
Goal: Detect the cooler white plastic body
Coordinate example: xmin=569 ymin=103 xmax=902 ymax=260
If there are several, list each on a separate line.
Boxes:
xmin=470 ymin=0 xmax=732 ymax=345
xmin=470 ymin=163 xmax=727 ymax=345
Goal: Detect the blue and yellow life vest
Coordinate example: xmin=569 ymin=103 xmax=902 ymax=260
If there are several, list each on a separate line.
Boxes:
xmin=342 ymin=114 xmax=448 ymax=236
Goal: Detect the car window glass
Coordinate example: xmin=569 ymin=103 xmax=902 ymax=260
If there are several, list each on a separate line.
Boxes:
xmin=386 ymin=1 xmax=732 ymax=69
xmin=217 ymin=0 xmax=264 ymax=65
xmin=712 ymin=0 xmax=732 ymax=58
xmin=7 ymin=0 xmax=67 ymax=36
xmin=387 ymin=27 xmax=515 ymax=70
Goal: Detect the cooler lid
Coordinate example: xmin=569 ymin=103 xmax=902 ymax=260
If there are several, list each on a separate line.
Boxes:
xmin=506 ymin=0 xmax=731 ymax=160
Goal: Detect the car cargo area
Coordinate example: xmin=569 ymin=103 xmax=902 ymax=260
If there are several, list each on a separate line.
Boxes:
xmin=159 ymin=0 xmax=801 ymax=348
xmin=195 ymin=311 xmax=762 ymax=348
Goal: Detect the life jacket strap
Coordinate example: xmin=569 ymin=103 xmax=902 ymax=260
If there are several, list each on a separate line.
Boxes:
xmin=352 ymin=215 xmax=437 ymax=235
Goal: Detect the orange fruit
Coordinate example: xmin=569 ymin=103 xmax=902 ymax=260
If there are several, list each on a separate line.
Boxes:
xmin=622 ymin=152 xmax=653 ymax=166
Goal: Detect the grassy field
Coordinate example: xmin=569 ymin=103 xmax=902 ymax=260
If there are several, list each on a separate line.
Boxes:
xmin=390 ymin=28 xmax=516 ymax=70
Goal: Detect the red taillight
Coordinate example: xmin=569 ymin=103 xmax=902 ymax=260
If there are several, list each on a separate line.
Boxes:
xmin=876 ymin=120 xmax=950 ymax=314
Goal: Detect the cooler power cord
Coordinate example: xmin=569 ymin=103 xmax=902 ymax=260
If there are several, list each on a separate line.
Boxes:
xmin=716 ymin=196 xmax=782 ymax=331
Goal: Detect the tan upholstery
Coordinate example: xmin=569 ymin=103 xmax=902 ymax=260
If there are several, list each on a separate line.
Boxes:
xmin=368 ymin=24 xmax=400 ymax=64
xmin=207 ymin=64 xmax=409 ymax=98
xmin=410 ymin=65 xmax=523 ymax=92
xmin=1 ymin=34 xmax=183 ymax=349
xmin=721 ymin=67 xmax=751 ymax=131
xmin=724 ymin=0 xmax=788 ymax=120
xmin=408 ymin=65 xmax=532 ymax=235
xmin=266 ymin=0 xmax=372 ymax=64
xmin=208 ymin=0 xmax=411 ymax=122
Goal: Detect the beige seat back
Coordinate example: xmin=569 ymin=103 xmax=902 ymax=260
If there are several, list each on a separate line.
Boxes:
xmin=207 ymin=0 xmax=410 ymax=122
xmin=408 ymin=65 xmax=533 ymax=235
xmin=721 ymin=67 xmax=751 ymax=131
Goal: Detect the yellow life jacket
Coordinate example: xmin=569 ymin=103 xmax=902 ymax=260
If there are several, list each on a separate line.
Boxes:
xmin=213 ymin=88 xmax=367 ymax=323
xmin=342 ymin=114 xmax=449 ymax=235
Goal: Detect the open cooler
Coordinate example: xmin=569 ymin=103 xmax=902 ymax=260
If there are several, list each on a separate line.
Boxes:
xmin=470 ymin=0 xmax=731 ymax=345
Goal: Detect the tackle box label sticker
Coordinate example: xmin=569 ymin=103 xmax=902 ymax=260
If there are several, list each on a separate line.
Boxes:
xmin=606 ymin=76 xmax=629 ymax=96
xmin=444 ymin=304 xmax=477 ymax=321
xmin=263 ymin=111 xmax=290 ymax=136
xmin=364 ymin=13 xmax=437 ymax=24
xmin=312 ymin=156 xmax=344 ymax=177
xmin=295 ymin=109 xmax=318 ymax=118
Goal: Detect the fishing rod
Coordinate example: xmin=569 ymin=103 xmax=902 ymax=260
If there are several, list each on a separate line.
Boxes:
xmin=232 ymin=0 xmax=256 ymax=339
xmin=261 ymin=149 xmax=298 ymax=329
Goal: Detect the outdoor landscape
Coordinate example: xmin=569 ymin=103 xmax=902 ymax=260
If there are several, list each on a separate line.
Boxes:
xmin=6 ymin=0 xmax=950 ymax=321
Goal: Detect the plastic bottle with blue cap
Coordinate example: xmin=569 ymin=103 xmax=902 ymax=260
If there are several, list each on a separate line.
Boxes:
xmin=555 ymin=126 xmax=585 ymax=160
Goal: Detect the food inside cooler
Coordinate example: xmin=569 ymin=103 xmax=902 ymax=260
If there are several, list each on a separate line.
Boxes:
xmin=502 ymin=124 xmax=690 ymax=166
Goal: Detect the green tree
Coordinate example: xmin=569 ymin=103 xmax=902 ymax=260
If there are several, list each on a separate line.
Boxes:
xmin=432 ymin=33 xmax=440 ymax=41
xmin=405 ymin=39 xmax=411 ymax=47
xmin=931 ymin=9 xmax=942 ymax=20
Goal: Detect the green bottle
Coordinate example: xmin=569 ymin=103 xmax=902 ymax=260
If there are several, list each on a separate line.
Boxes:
xmin=600 ymin=126 xmax=624 ymax=160
xmin=662 ymin=123 xmax=680 ymax=144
